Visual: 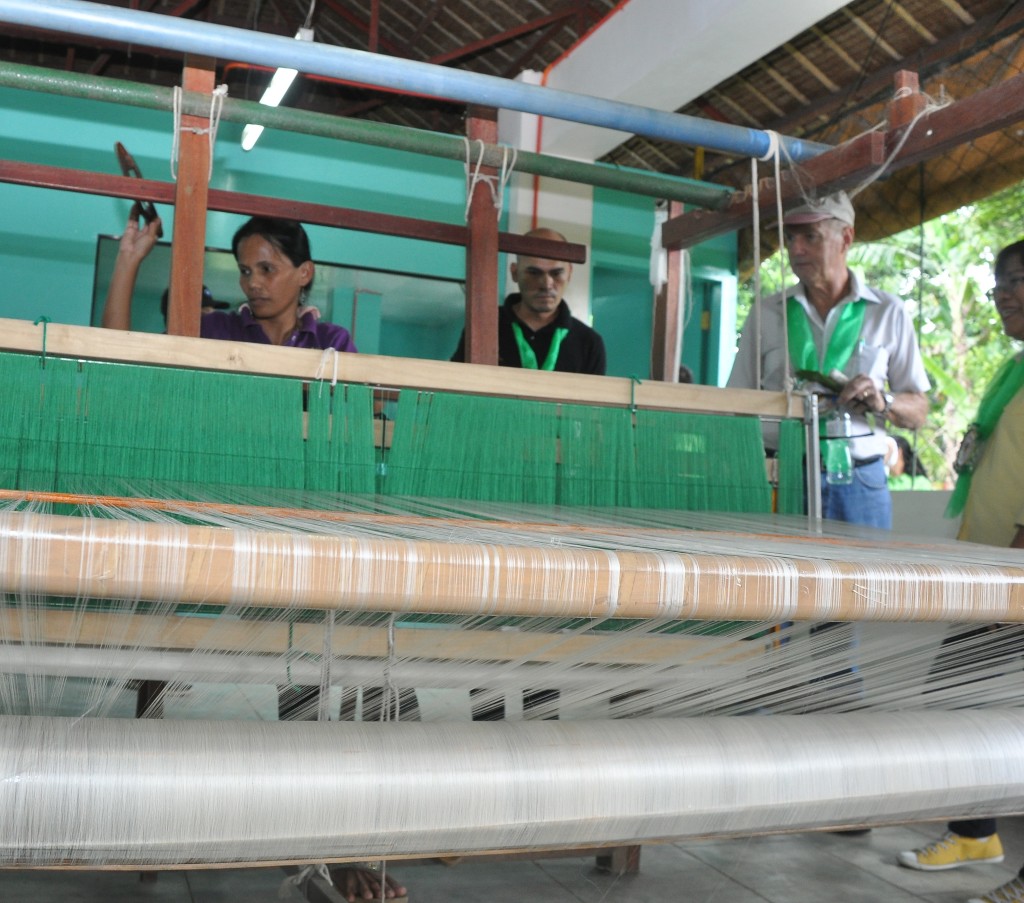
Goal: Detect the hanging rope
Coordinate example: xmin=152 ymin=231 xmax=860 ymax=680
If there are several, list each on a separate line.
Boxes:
xmin=848 ymin=86 xmax=953 ymax=200
xmin=462 ymin=138 xmax=517 ymax=221
xmin=750 ymin=130 xmax=794 ymax=397
xmin=171 ymin=83 xmax=228 ymax=181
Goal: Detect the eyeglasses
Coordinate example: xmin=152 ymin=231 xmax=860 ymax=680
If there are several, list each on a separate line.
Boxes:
xmin=986 ymin=275 xmax=1024 ymax=300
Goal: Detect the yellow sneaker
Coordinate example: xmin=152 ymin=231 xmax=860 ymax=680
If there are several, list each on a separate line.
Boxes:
xmin=898 ymin=832 xmax=1005 ymax=871
xmin=968 ymin=876 xmax=1024 ymax=903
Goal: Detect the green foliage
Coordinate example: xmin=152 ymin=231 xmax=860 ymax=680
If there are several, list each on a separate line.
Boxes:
xmin=737 ymin=179 xmax=1024 ymax=486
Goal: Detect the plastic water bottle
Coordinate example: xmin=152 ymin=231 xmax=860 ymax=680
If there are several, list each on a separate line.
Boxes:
xmin=823 ymin=407 xmax=853 ymax=485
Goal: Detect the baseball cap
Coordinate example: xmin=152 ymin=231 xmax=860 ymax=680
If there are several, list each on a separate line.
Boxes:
xmin=160 ymin=286 xmax=230 ymax=320
xmin=783 ymin=191 xmax=855 ymax=228
xmin=201 ymin=286 xmax=230 ymax=310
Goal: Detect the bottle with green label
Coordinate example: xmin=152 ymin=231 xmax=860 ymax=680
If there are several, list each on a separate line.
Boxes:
xmin=823 ymin=407 xmax=853 ymax=485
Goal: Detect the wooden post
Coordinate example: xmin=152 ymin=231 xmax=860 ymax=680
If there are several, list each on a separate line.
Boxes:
xmin=888 ymin=70 xmax=926 ymax=132
xmin=463 ymin=106 xmax=500 ymax=365
xmin=166 ymin=56 xmax=216 ymax=339
xmin=650 ymin=200 xmax=684 ymax=381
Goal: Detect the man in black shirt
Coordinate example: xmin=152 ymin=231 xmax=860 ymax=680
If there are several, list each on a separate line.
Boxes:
xmin=451 ymin=227 xmax=606 ymax=375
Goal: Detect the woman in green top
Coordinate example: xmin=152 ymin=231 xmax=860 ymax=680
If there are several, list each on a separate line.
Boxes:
xmin=886 ymin=435 xmax=932 ymax=490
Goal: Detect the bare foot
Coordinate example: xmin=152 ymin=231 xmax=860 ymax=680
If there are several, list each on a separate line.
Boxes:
xmin=330 ymin=865 xmax=408 ymax=901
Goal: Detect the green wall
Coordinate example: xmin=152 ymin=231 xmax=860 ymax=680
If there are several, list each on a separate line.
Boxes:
xmin=590 ymin=188 xmax=737 ymax=383
xmin=0 ymin=83 xmax=737 ymax=376
xmin=0 ymin=86 xmax=467 ymax=331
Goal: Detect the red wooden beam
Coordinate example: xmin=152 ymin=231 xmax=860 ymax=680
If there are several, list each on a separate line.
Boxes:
xmin=883 ymin=68 xmax=1024 ymax=168
xmin=369 ymin=0 xmax=380 ymax=54
xmin=0 ymin=159 xmax=586 ymax=263
xmin=316 ymin=0 xmax=406 ymax=56
xmin=664 ymin=64 xmax=1024 ymax=252
xmin=463 ymin=107 xmax=500 ymax=366
xmin=429 ymin=8 xmax=579 ymax=66
xmin=166 ymin=57 xmax=214 ymax=339
xmin=650 ymin=200 xmax=684 ymax=382
xmin=661 ymin=131 xmax=885 ymax=250
xmin=500 ymin=20 xmax=570 ymax=80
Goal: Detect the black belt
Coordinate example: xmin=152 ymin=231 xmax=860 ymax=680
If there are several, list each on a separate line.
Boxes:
xmin=853 ymin=455 xmax=883 ymax=468
xmin=819 ymin=454 xmax=883 ymax=473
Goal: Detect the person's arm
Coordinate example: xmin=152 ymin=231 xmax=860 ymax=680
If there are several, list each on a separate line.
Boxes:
xmin=836 ymin=376 xmax=928 ymax=430
xmin=882 ymin=390 xmax=929 ymax=430
xmin=101 ymin=214 xmax=162 ymax=330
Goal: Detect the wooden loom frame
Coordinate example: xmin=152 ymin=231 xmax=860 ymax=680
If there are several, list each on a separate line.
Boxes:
xmin=1 ymin=22 xmax=1023 ymax=879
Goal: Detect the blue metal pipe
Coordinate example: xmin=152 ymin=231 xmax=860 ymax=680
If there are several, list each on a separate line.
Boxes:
xmin=0 ymin=0 xmax=830 ymax=162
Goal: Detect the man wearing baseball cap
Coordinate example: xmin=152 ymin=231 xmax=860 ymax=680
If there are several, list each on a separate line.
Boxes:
xmin=727 ymin=190 xmax=930 ymax=529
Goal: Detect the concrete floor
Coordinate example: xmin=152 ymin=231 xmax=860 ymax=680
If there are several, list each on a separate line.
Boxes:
xmin=5 ymin=818 xmax=1024 ymax=903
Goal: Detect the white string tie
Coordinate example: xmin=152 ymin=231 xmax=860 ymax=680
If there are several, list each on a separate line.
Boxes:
xmin=314 ymin=347 xmax=340 ymax=398
xmin=171 ymin=83 xmax=228 ymax=181
xmin=758 ymin=128 xmax=780 ymax=163
xmin=278 ymin=863 xmax=332 ymax=898
xmin=849 ymin=86 xmax=953 ymax=199
xmin=462 ymin=138 xmax=517 ymax=221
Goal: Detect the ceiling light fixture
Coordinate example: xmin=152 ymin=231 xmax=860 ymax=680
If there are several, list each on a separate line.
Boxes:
xmin=240 ymin=26 xmax=314 ymax=152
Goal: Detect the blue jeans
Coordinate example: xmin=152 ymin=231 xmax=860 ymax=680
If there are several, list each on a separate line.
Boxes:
xmin=820 ymin=457 xmax=892 ymax=529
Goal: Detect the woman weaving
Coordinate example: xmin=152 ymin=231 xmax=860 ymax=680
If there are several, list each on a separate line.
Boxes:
xmin=102 ymin=212 xmax=355 ymax=352
xmin=101 ymin=211 xmax=409 ymax=902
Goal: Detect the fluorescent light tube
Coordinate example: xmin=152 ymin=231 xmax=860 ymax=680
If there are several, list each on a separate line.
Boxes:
xmin=240 ymin=28 xmax=313 ymax=151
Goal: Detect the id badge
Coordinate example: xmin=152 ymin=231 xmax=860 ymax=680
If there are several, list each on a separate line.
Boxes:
xmin=954 ymin=424 xmax=984 ymax=475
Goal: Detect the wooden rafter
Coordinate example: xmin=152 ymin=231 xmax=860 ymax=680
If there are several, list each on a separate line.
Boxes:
xmin=756 ymin=60 xmax=810 ymax=106
xmin=735 ymin=2 xmax=1024 ymax=152
xmin=783 ymin=42 xmax=840 ymax=94
xmin=663 ymin=67 xmax=1024 ymax=250
xmin=736 ymin=76 xmax=786 ymax=118
xmin=809 ymin=25 xmax=864 ymax=74
xmin=706 ymin=91 xmax=763 ymax=129
xmin=935 ymin=0 xmax=975 ymax=25
xmin=890 ymin=0 xmax=938 ymax=43
xmin=428 ymin=7 xmax=579 ymax=65
xmin=842 ymin=8 xmax=902 ymax=61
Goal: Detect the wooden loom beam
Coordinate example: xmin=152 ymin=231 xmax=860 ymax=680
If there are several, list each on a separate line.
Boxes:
xmin=4 ymin=509 xmax=1024 ymax=623
xmin=0 ymin=317 xmax=803 ymax=418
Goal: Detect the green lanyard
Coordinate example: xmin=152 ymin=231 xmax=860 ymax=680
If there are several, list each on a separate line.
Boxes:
xmin=946 ymin=352 xmax=1024 ymax=517
xmin=787 ymin=296 xmax=866 ymax=376
xmin=511 ymin=321 xmax=569 ymax=371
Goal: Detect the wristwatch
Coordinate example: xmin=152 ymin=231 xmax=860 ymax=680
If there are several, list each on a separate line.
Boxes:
xmin=881 ymin=391 xmax=895 ymax=415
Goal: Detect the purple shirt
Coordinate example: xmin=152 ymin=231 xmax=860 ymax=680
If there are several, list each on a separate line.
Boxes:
xmin=200 ymin=306 xmax=356 ymax=352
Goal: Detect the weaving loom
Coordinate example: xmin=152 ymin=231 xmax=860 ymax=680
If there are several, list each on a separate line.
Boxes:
xmin=2 ymin=318 xmax=1024 ymax=870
